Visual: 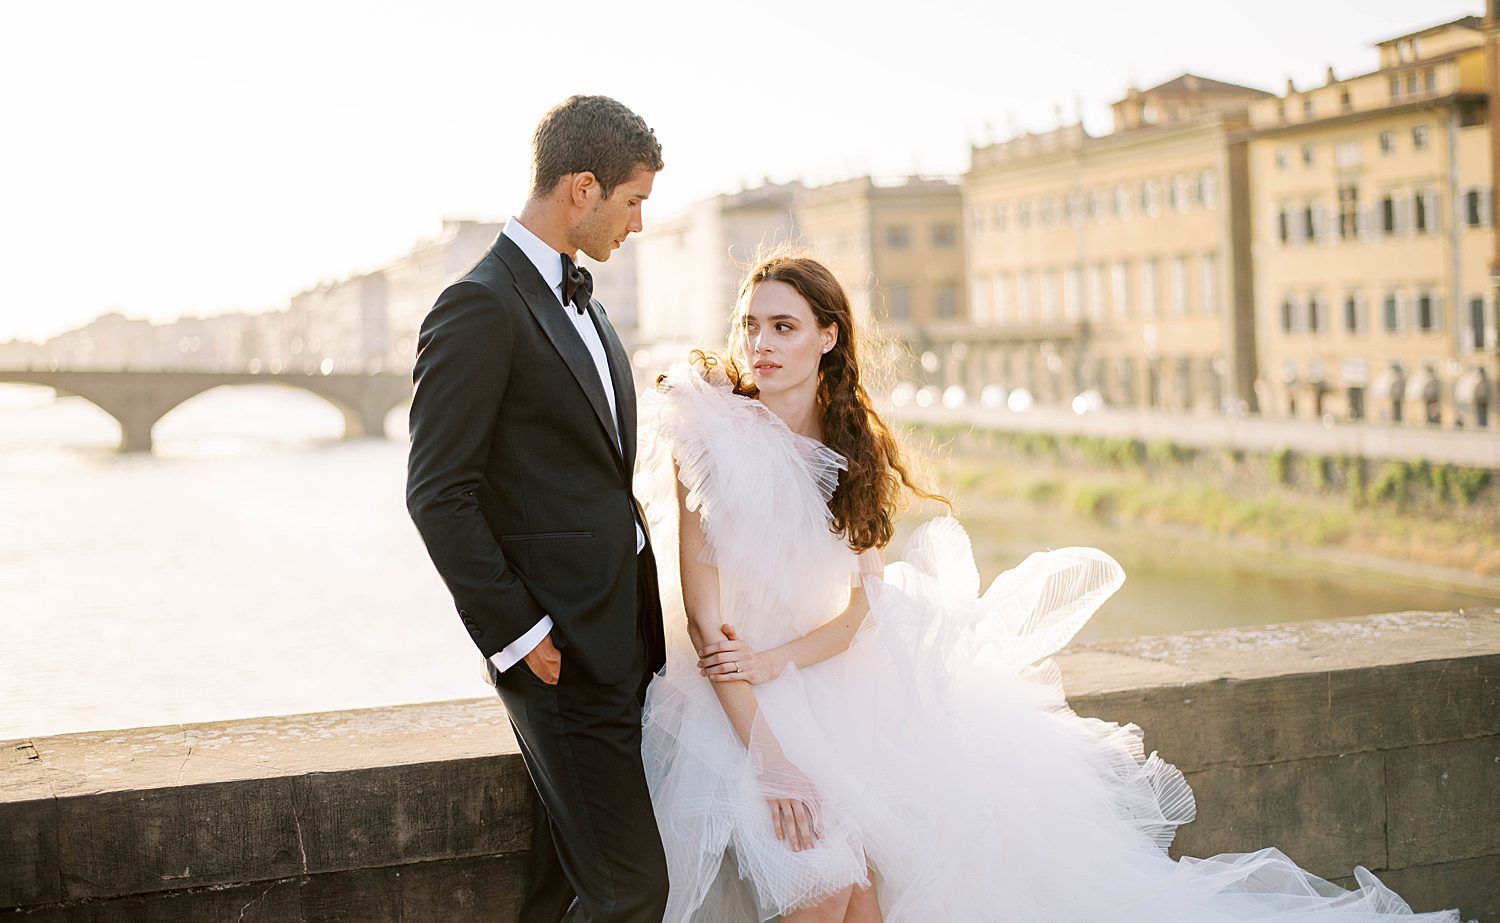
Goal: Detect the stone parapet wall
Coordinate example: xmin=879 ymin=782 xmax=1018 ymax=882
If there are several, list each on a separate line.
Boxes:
xmin=892 ymin=403 xmax=1500 ymax=470
xmin=3 ymin=609 xmax=1496 ymax=921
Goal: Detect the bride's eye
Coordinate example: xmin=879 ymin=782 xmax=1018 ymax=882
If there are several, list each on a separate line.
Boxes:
xmin=775 ymin=323 xmax=792 ymax=332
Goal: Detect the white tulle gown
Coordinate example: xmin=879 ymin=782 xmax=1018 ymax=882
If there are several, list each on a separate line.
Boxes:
xmin=636 ymin=361 xmax=1461 ymax=923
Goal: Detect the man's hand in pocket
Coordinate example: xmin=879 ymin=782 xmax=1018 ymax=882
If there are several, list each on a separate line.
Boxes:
xmin=524 ymin=633 xmax=562 ymax=685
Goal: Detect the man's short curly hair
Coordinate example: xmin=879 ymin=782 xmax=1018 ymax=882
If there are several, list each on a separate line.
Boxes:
xmin=530 ymin=96 xmax=664 ymax=199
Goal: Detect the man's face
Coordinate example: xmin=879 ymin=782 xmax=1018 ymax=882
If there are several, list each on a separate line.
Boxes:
xmin=574 ymin=165 xmax=655 ymax=262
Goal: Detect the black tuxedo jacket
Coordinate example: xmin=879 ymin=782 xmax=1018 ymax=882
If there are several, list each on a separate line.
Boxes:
xmin=406 ymin=233 xmax=665 ymax=685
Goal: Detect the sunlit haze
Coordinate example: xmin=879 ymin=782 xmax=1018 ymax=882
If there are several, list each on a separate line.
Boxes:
xmin=1 ymin=0 xmax=1470 ymax=342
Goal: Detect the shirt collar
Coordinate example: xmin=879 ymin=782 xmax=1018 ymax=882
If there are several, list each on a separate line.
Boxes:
xmin=503 ymin=217 xmax=568 ymax=306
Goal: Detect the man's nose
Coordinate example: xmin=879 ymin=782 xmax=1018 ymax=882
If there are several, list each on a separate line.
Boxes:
xmin=627 ymin=208 xmax=643 ymax=233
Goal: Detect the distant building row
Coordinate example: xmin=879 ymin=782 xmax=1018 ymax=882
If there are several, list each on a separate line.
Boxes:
xmin=633 ymin=14 xmax=1497 ymax=429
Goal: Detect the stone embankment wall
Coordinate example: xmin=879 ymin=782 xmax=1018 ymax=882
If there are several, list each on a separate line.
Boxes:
xmin=892 ymin=403 xmax=1500 ymax=470
xmin=3 ymin=609 xmax=1496 ymax=921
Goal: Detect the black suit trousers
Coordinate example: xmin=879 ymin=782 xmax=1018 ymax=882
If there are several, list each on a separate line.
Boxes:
xmin=489 ymin=553 xmax=668 ymax=923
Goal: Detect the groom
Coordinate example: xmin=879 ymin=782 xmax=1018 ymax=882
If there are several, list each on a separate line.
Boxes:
xmin=406 ymin=96 xmax=669 ymax=922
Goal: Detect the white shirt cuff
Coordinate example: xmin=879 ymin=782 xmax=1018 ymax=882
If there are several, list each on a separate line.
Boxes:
xmin=635 ymin=520 xmax=645 ymax=553
xmin=489 ymin=615 xmax=553 ymax=672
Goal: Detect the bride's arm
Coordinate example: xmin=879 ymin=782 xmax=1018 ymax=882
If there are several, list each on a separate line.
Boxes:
xmin=699 ymin=548 xmax=884 ymax=683
xmin=676 ymin=473 xmax=819 ymax=851
xmin=675 ymin=472 xmax=761 ymax=746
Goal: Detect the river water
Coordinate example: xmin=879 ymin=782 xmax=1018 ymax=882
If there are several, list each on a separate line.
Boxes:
xmin=3 ymin=384 xmax=1495 ymax=740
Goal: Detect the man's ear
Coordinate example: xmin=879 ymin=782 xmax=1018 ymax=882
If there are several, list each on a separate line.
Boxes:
xmin=568 ymin=171 xmax=598 ymax=207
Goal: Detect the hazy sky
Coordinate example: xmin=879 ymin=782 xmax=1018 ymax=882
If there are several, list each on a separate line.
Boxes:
xmin=1 ymin=0 xmax=1476 ymax=342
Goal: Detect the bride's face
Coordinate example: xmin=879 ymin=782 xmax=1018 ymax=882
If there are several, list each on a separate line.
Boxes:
xmin=740 ymin=280 xmax=836 ymax=399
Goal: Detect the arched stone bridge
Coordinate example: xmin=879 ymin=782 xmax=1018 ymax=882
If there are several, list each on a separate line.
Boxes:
xmin=0 ymin=369 xmax=412 ymax=453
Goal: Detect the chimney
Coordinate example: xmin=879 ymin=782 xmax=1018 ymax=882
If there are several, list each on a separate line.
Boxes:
xmin=1325 ymin=65 xmax=1337 ymax=85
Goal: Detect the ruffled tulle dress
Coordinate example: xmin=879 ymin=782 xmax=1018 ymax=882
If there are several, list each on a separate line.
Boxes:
xmin=636 ymin=360 xmax=1462 ymax=923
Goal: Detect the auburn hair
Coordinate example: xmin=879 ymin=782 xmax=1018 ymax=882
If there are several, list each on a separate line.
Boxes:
xmin=671 ymin=255 xmax=946 ymax=553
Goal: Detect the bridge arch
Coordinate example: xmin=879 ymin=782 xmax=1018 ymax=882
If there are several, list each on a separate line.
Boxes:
xmin=0 ymin=371 xmax=411 ymax=453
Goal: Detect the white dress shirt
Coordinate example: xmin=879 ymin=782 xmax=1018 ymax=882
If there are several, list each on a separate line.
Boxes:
xmin=489 ymin=217 xmax=645 ymax=673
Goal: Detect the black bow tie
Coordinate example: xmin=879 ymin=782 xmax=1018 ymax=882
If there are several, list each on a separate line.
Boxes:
xmin=561 ymin=253 xmax=593 ymax=315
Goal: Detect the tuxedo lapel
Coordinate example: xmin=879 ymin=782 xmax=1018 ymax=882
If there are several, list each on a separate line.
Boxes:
xmin=587 ymin=300 xmax=636 ymax=475
xmin=492 ymin=236 xmax=623 ymax=462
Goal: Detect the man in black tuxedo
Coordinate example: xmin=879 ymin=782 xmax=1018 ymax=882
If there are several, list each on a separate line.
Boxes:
xmin=406 ymin=96 xmax=668 ymax=922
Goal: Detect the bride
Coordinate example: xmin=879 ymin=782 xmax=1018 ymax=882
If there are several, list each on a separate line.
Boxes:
xmin=634 ymin=255 xmax=1462 ymax=922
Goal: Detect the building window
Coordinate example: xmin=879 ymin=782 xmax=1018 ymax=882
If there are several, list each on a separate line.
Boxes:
xmin=1088 ymin=264 xmax=1107 ymax=320
xmin=1302 ymin=203 xmax=1317 ymax=242
xmin=931 ymin=224 xmax=957 ymax=249
xmin=1172 ymin=174 xmax=1192 ymax=212
xmin=1412 ymin=125 xmax=1429 ymax=150
xmin=970 ymin=275 xmax=990 ymax=323
xmin=1114 ymin=184 xmax=1131 ymax=217
xmin=885 ymin=226 xmax=911 ymax=249
xmin=1380 ymin=194 xmax=1396 ymax=235
xmin=1018 ymin=272 xmax=1035 ymax=323
xmin=1413 ymin=187 xmax=1434 ymax=234
xmin=1301 ymin=143 xmax=1316 ymax=165
xmin=1142 ymin=179 xmax=1161 ymax=216
xmin=1277 ymin=206 xmax=1291 ymax=244
xmin=1466 ymin=188 xmax=1488 ymax=227
xmin=1344 ymin=293 xmax=1366 ymax=334
xmin=1111 ymin=262 xmax=1130 ymax=318
xmin=1171 ymin=257 xmax=1189 ymax=314
xmin=1042 ymin=270 xmax=1060 ymax=321
xmin=1063 ymin=266 xmax=1083 ymax=321
xmin=1406 ymin=73 xmax=1419 ymax=96
xmin=1200 ymin=170 xmax=1219 ymax=209
xmin=1340 ymin=89 xmax=1352 ymax=112
xmin=1142 ymin=260 xmax=1159 ymax=316
xmin=1199 ymin=254 xmax=1218 ymax=314
xmin=1275 ymin=148 xmax=1289 ymax=170
xmin=1424 ymin=69 xmax=1436 ymax=94
xmin=1389 ymin=76 xmax=1401 ymax=100
xmin=1281 ymin=297 xmax=1296 ymax=333
xmin=1335 ymin=142 xmax=1360 ymax=168
xmin=935 ymin=284 xmax=959 ymax=320
xmin=994 ymin=203 xmax=1008 ymax=231
xmin=1471 ymin=297 xmax=1488 ymax=350
xmin=994 ymin=273 xmax=1011 ymax=323
xmin=1338 ymin=184 xmax=1359 ymax=239
xmin=1379 ymin=130 xmax=1395 ymax=155
xmin=886 ymin=285 xmax=911 ymax=320
xmin=1308 ymin=294 xmax=1326 ymax=334
xmin=1302 ymin=98 xmax=1314 ymax=119
xmin=1383 ymin=292 xmax=1401 ymax=332
xmin=1415 ymin=289 xmax=1438 ymax=332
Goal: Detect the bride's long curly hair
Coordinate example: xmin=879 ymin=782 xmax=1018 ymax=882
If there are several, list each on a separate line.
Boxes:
xmin=678 ymin=255 xmax=947 ymax=553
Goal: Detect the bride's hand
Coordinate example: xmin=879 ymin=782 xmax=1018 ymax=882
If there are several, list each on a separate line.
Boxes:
xmin=767 ymin=797 xmax=820 ymax=852
xmin=698 ymin=624 xmax=765 ymax=683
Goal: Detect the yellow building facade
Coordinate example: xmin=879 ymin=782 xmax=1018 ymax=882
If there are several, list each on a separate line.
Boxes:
xmin=1248 ymin=15 xmax=1496 ymax=428
xmin=961 ymin=75 xmax=1267 ymax=413
xmin=793 ymin=176 xmax=968 ymax=346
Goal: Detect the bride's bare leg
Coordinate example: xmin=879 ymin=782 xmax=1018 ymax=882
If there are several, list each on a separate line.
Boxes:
xmin=843 ymin=866 xmax=882 ymax=922
xmin=784 ymin=887 xmax=853 ymax=923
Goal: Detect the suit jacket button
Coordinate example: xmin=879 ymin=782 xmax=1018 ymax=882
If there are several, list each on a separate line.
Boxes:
xmin=469 ymin=627 xmax=482 ymax=639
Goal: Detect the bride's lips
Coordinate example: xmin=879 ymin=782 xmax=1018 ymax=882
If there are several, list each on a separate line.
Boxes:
xmin=753 ymin=361 xmax=781 ymax=373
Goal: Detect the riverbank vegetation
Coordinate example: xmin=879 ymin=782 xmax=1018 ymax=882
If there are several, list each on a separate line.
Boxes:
xmin=908 ymin=426 xmax=1500 ymax=579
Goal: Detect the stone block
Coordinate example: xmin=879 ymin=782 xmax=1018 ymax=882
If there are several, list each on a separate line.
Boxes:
xmin=1387 ymin=736 xmax=1500 ymax=868
xmin=1073 ymin=653 xmax=1499 ymax=774
xmin=1171 ymin=751 xmax=1387 ymax=881
xmin=0 ymin=794 xmax=59 ymax=907
xmin=293 ymin=755 xmax=532 ymax=874
xmin=13 ymin=877 xmax=303 ymax=923
xmin=54 ymin=777 xmax=303 ymax=900
xmin=1374 ymin=854 xmax=1500 ymax=923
